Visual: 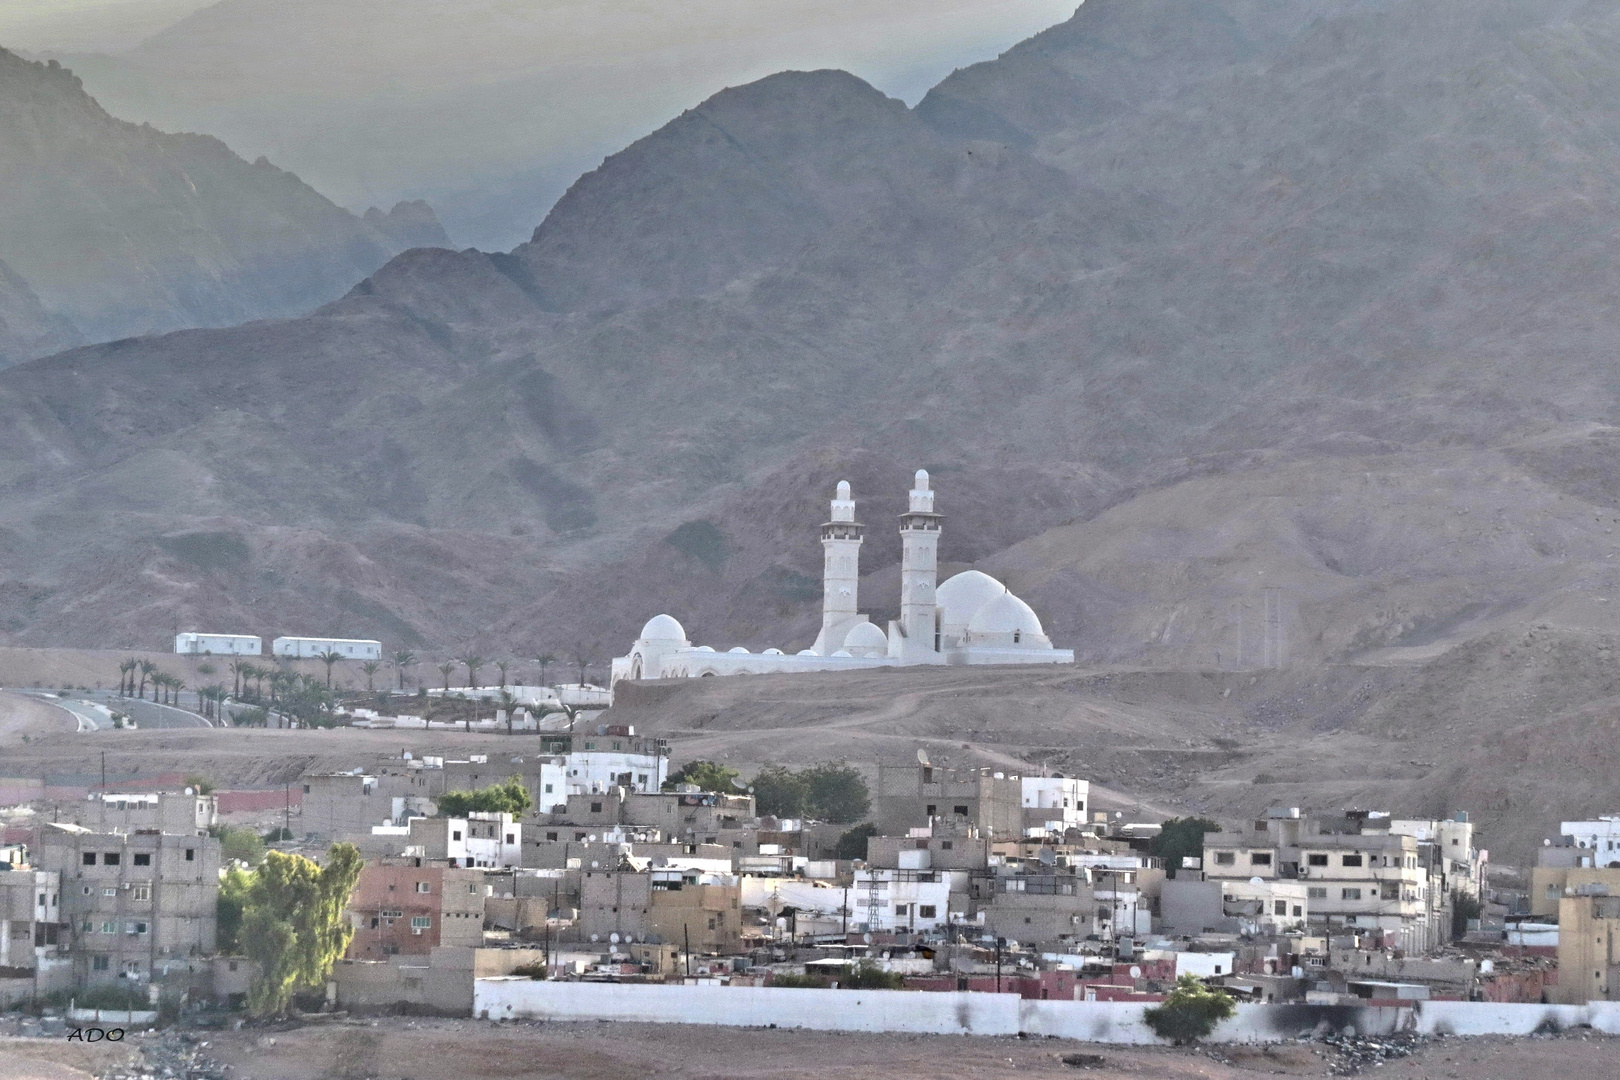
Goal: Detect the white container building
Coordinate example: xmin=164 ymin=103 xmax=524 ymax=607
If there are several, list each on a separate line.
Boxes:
xmin=174 ymin=632 xmax=262 ymax=656
xmin=272 ymin=636 xmax=383 ymax=660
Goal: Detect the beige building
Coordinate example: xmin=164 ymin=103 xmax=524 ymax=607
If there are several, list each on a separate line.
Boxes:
xmin=336 ymin=945 xmax=546 ymax=1015
xmin=36 ymin=824 xmax=220 ymax=987
xmin=578 ymin=869 xmax=742 ymax=953
xmin=71 ymin=791 xmax=217 ymax=836
xmin=0 ymin=858 xmax=67 ymax=1003
xmin=875 ymin=763 xmax=1023 ymax=840
xmin=1551 ymin=894 xmax=1620 ymax=1004
xmin=1531 ymin=867 xmax=1620 ymax=918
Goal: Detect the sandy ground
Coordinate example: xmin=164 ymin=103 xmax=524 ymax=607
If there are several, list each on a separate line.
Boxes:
xmin=192 ymin=1020 xmax=1620 ymax=1080
xmin=0 ymin=1037 xmax=135 ymax=1080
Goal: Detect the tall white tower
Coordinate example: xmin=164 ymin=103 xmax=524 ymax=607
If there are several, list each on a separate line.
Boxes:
xmin=897 ymin=469 xmax=942 ymax=658
xmin=812 ymin=480 xmax=866 ymax=655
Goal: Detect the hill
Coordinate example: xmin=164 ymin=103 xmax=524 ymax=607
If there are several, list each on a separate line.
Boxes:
xmin=3 ymin=0 xmax=1620 ymax=708
xmin=0 ymin=49 xmax=448 ymax=361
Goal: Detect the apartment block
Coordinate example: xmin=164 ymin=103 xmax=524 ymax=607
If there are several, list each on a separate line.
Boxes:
xmin=407 ymin=813 xmax=522 ymax=869
xmin=1551 ymin=894 xmax=1620 ymax=1004
xmin=346 ymin=860 xmax=486 ymax=960
xmin=578 ymin=869 xmax=742 ymax=953
xmin=875 ymin=764 xmax=1023 ymax=840
xmin=36 ymin=824 xmax=219 ymax=986
xmin=71 ymin=791 xmax=217 ymax=836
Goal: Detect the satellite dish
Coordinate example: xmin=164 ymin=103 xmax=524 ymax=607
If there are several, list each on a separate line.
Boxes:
xmin=916 ymin=748 xmax=931 ymax=766
xmin=731 ymin=777 xmax=748 ymax=791
xmin=863 ymin=933 xmax=873 ymax=944
xmin=610 ymin=932 xmax=620 ymax=944
xmin=1130 ymin=965 xmax=1142 ymax=979
xmin=1250 ymin=876 xmax=1265 ymax=886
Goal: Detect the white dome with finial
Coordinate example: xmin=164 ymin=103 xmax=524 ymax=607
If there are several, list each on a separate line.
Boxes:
xmin=638 ymin=614 xmax=688 ymax=643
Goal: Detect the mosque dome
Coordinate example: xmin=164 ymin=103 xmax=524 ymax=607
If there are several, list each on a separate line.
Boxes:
xmin=728 ymin=646 xmax=750 ymax=654
xmin=937 ymin=571 xmax=1007 ymax=626
xmin=796 ymin=649 xmax=817 ymax=656
xmin=968 ymin=592 xmax=1045 ymax=639
xmin=693 ymin=645 xmax=715 ymax=653
xmin=762 ymin=648 xmax=784 ymax=655
xmin=638 ymin=614 xmax=688 ymax=642
xmin=843 ymin=621 xmax=888 ymax=657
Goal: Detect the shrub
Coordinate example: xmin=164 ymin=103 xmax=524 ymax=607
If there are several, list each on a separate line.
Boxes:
xmin=663 ymin=760 xmax=740 ymax=793
xmin=1148 ymin=817 xmax=1221 ymax=879
xmin=834 ymin=823 xmax=879 ymax=861
xmin=436 ymin=775 xmax=532 ymax=816
xmin=1143 ymin=975 xmax=1236 ymax=1044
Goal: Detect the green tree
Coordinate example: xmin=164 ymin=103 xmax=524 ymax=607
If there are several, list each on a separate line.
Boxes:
xmin=316 ymin=650 xmax=345 ymax=690
xmin=218 ymin=826 xmax=266 ymax=866
xmin=234 ymin=845 xmax=364 ymax=1016
xmin=360 ymin=660 xmax=381 ymax=692
xmin=392 ymin=650 xmax=417 ymax=691
xmin=436 ymin=775 xmax=533 ymax=816
xmin=751 ymin=765 xmax=809 ymax=817
xmin=663 ymin=760 xmax=740 ymax=793
xmin=459 ymin=653 xmax=485 ymax=690
xmin=534 ymin=652 xmax=556 ymax=687
xmin=802 ymin=762 xmax=869 ymax=824
xmin=1143 ymin=974 xmax=1235 ymax=1044
xmin=1148 ymin=817 xmax=1221 ymax=879
xmin=834 ymin=823 xmax=879 ymax=861
xmin=137 ymin=660 xmax=155 ymax=699
xmin=438 ymin=662 xmax=456 ymax=692
xmin=1451 ymin=890 xmax=1484 ymax=941
xmin=184 ymin=774 xmax=217 ymax=795
xmin=118 ymin=658 xmax=136 ymax=696
xmin=495 ymin=659 xmax=509 ymax=687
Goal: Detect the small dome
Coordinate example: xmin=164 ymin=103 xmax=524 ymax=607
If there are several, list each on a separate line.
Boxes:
xmin=638 ymin=614 xmax=688 ymax=642
xmin=937 ymin=571 xmax=1007 ymax=625
xmin=728 ymin=646 xmax=750 ymax=654
xmin=968 ymin=592 xmax=1045 ymax=637
xmin=831 ymin=650 xmax=852 ymax=657
xmin=796 ymin=649 xmax=817 ymax=656
xmin=762 ymin=648 xmax=784 ymax=656
xmin=693 ymin=645 xmax=715 ymax=653
xmin=842 ymin=621 xmax=888 ymax=659
xmin=836 ymin=480 xmax=851 ymax=500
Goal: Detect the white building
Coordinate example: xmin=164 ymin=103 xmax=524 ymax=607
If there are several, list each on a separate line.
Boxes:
xmin=272 ymin=636 xmax=383 ymax=660
xmin=174 ymin=632 xmax=261 ymax=656
xmin=1560 ymin=817 xmax=1620 ymax=867
xmin=851 ymin=867 xmax=951 ymax=934
xmin=406 ymin=812 xmax=522 ymax=869
xmin=612 ymin=471 xmax=1073 ymax=685
xmin=1022 ymin=776 xmax=1090 ymax=834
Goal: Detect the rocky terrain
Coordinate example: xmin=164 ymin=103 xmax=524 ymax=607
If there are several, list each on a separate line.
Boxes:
xmin=0 ymin=48 xmax=448 ymax=363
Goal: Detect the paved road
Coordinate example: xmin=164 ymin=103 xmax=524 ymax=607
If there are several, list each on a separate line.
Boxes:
xmin=13 ymin=690 xmax=111 ymax=731
xmin=84 ymin=690 xmax=213 ymax=729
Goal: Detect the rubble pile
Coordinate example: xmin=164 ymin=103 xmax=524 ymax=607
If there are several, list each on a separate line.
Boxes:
xmin=100 ymin=1031 xmax=229 ymax=1080
xmin=1317 ymin=1030 xmax=1422 ymax=1075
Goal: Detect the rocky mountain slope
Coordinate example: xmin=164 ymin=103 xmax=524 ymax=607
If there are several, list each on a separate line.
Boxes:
xmin=3 ymin=0 xmax=1620 ymax=698
xmin=0 ymin=49 xmax=448 ymax=362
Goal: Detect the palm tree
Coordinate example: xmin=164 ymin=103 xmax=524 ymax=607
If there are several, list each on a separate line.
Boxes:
xmin=361 ymin=660 xmax=381 ymax=692
xmin=172 ymin=678 xmax=185 ymax=706
xmin=229 ymin=658 xmax=250 ymax=698
xmin=459 ymin=654 xmax=484 ymax=690
xmin=534 ymin=652 xmax=556 ymax=688
xmin=495 ymin=659 xmax=509 ymax=688
xmin=392 ymin=650 xmax=417 ymax=691
xmin=571 ymin=644 xmax=597 ymax=691
xmin=137 ymin=660 xmax=155 ymax=700
xmin=496 ymin=689 xmax=520 ymax=735
xmin=316 ymin=649 xmax=345 ymax=690
xmin=118 ymin=658 xmax=136 ymax=697
xmin=437 ymin=662 xmax=456 ymax=692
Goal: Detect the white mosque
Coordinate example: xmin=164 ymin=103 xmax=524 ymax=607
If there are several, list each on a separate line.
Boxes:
xmin=610 ymin=470 xmax=1073 ymax=686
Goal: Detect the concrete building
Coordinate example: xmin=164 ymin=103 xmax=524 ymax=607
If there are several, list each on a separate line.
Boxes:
xmin=611 ymin=473 xmax=1073 ymax=685
xmin=866 ymin=829 xmax=991 ymax=872
xmin=301 ymin=772 xmax=436 ymax=840
xmin=272 ymin=636 xmax=382 ymax=660
xmin=72 ymin=791 xmax=217 ymax=836
xmin=1160 ymin=877 xmax=1309 ymax=938
xmin=1531 ymin=865 xmax=1620 ymax=918
xmin=0 ymin=859 xmax=66 ymax=1002
xmin=1022 ymin=776 xmax=1090 ymax=835
xmin=346 ymin=861 xmax=486 ymax=960
xmin=850 ymin=868 xmax=951 ymax=935
xmin=541 ymin=728 xmax=669 ymax=794
xmin=1558 ymin=817 xmax=1620 ymax=867
xmin=1552 ymin=894 xmax=1620 ymax=1003
xmin=174 ymin=632 xmax=261 ymax=656
xmin=875 ymin=763 xmax=1024 ymax=840
xmin=407 ymin=814 xmax=521 ymax=869
xmin=579 ymin=869 xmax=742 ymax=953
xmin=335 ymin=945 xmax=545 ymax=1015
xmin=981 ymin=875 xmax=1096 ymax=948
xmin=36 ymin=824 xmax=219 ymax=986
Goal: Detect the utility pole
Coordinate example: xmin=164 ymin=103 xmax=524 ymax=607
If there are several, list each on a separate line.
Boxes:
xmin=995 ymin=936 xmax=1004 ymax=994
xmin=684 ymin=923 xmax=691 ymax=981
xmin=100 ymin=751 xmax=106 ymax=794
xmin=283 ymin=781 xmax=291 ymax=841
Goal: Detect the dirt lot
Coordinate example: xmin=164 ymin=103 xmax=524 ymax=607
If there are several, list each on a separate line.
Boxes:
xmin=190 ymin=1020 xmax=1620 ymax=1080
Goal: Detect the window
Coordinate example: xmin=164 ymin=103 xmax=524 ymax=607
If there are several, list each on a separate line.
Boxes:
xmin=707 ymin=917 xmax=717 ymax=930
xmin=1381 ymin=884 xmax=1401 ymax=901
xmin=103 ymin=853 xmax=120 ymax=866
xmin=1341 ymin=888 xmax=1363 ymax=901
xmin=132 ymin=885 xmax=151 ymax=901
xmin=1342 ymin=854 xmax=1363 ymax=868
xmin=925 ymin=805 xmax=937 ymax=816
xmin=469 ymin=884 xmax=478 ymax=894
xmin=506 ymin=834 xmax=515 ymax=844
xmin=133 ymin=853 xmax=151 ymax=867
xmin=303 ymin=785 xmax=311 ymax=795
xmin=919 ymin=905 xmax=937 ymax=919
xmin=895 ymin=904 xmax=909 ymax=916
xmin=544 ymin=784 xmax=553 ymax=794
xmin=92 ymin=956 xmax=110 ymax=972
xmin=185 ymin=849 xmax=195 ymax=861
xmin=591 ymin=802 xmax=602 ymax=813
xmin=100 ymin=921 xmax=117 ymax=934
xmin=103 ymin=887 xmax=117 ymax=898
xmin=452 ymin=831 xmax=462 ymax=842
xmin=1307 ymin=853 xmax=1329 ymax=867
xmin=941 ymin=841 xmax=954 ymax=851
xmin=1214 ymin=852 xmax=1236 ymax=866
xmin=1307 ymin=887 xmax=1327 ymax=899
xmin=416 ymin=882 xmax=431 ymax=894
xmin=1274 ymin=900 xmax=1288 ymax=916
xmin=954 ymin=805 xmax=969 ymax=816
xmin=1251 ymin=852 xmax=1272 ymax=867
xmin=1292 ymin=905 xmax=1303 ymax=917
xmin=83 ymin=852 xmax=96 ymax=866
xmin=126 ymin=921 xmax=148 ymax=935
xmin=411 ymin=916 xmax=432 ymax=929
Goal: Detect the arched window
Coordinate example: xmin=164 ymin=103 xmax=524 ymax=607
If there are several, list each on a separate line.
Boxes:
xmin=1013 ymin=630 xmax=1021 ymax=644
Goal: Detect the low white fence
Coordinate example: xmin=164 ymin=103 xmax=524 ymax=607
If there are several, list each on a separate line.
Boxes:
xmin=67 ymin=1007 xmax=158 ymax=1024
xmin=473 ymin=979 xmax=1620 ymax=1044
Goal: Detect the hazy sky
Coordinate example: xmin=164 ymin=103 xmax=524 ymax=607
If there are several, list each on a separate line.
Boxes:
xmin=7 ymin=0 xmax=1083 ymax=247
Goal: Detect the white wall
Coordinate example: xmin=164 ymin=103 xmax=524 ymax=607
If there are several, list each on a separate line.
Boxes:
xmin=473 ymin=981 xmax=1620 ymax=1044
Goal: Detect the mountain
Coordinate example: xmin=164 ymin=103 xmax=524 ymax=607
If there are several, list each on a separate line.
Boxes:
xmin=5 ymin=0 xmax=1620 ymax=703
xmin=0 ymin=49 xmax=448 ymax=359
xmin=0 ymin=257 xmax=79 ymax=365
xmin=47 ymin=0 xmax=1084 ymax=249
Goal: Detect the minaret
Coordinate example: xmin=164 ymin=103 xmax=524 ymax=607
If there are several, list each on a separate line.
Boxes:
xmin=812 ymin=480 xmax=864 ymax=654
xmin=898 ymin=469 xmax=942 ymax=654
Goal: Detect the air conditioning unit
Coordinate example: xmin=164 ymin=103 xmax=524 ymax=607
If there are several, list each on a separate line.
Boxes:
xmin=412 ymin=927 xmax=423 ymax=935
